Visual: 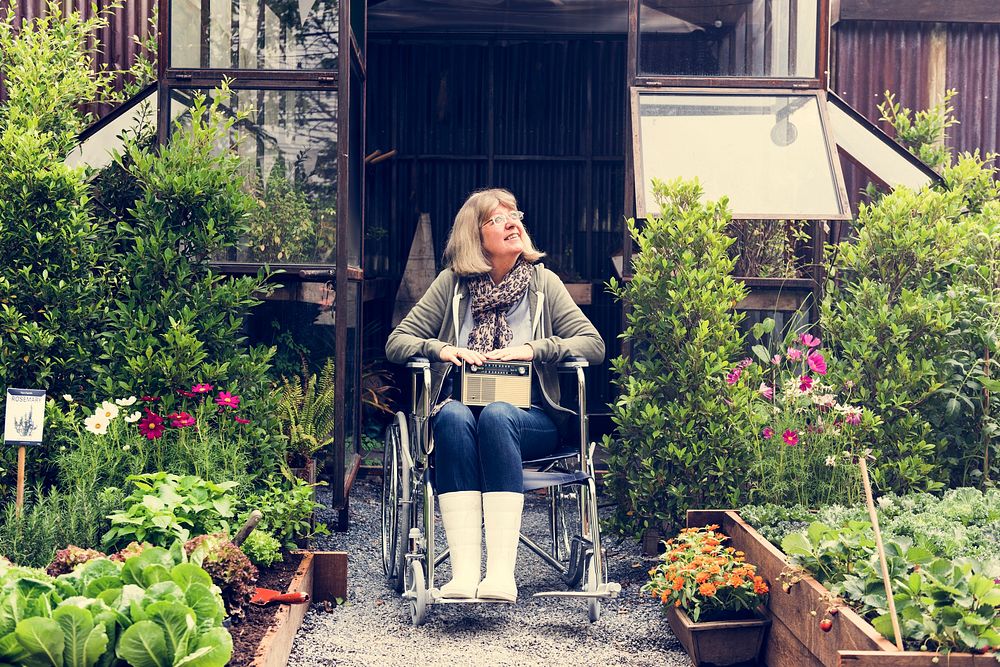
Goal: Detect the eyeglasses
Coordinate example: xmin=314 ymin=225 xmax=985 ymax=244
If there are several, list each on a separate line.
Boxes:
xmin=481 ymin=210 xmax=525 ymax=228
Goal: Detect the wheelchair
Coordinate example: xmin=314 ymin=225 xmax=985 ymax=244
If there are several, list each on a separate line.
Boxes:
xmin=380 ymin=355 xmax=621 ymax=626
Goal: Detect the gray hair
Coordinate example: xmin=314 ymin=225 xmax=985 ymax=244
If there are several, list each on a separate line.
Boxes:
xmin=443 ymin=188 xmax=545 ymax=276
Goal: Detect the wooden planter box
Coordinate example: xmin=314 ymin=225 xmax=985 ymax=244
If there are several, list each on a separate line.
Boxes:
xmin=251 ymin=550 xmax=348 ymax=667
xmin=686 ymin=510 xmax=997 ymax=667
xmin=665 ymin=605 xmax=770 ymax=666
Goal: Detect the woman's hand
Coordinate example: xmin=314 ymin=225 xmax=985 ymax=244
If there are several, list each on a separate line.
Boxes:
xmin=440 ymin=346 xmax=488 ymax=367
xmin=484 ymin=344 xmax=534 ymax=362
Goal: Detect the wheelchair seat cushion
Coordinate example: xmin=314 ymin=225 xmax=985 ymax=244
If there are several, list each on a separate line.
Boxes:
xmin=522 ymin=469 xmax=591 ymax=492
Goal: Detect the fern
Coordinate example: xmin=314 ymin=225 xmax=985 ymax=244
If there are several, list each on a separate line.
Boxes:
xmin=277 ymin=357 xmax=336 ymax=460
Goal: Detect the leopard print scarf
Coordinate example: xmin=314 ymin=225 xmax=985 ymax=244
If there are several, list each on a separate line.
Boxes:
xmin=465 ymin=258 xmax=532 ymax=353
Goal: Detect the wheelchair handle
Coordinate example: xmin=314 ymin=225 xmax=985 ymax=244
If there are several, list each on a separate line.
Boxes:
xmin=406 ymin=356 xmax=431 ymax=369
xmin=557 ymin=356 xmax=589 ymax=371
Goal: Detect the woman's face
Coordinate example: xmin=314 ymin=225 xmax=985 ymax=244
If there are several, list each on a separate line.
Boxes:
xmin=480 ymin=203 xmax=525 ymax=263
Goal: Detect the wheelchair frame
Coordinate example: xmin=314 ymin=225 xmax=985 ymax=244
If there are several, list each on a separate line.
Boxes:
xmin=381 ymin=356 xmax=620 ymax=626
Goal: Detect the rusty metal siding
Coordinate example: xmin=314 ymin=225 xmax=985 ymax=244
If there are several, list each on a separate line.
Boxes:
xmin=1 ymin=0 xmax=154 ymax=103
xmin=947 ymin=22 xmax=1000 ymax=161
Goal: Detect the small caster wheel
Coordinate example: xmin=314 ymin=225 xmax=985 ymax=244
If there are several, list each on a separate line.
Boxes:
xmin=405 ymin=560 xmax=428 ymax=626
xmin=586 ymin=558 xmax=601 ymax=623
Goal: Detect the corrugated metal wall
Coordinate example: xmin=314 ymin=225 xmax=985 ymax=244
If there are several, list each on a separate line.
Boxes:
xmin=833 ymin=19 xmax=1000 ymax=163
xmin=0 ymin=0 xmax=154 ymax=106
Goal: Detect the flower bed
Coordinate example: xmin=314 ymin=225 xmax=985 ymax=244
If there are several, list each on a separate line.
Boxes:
xmin=687 ymin=509 xmax=999 ymax=667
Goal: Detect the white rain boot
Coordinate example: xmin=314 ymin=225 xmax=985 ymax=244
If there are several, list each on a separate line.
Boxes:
xmin=477 ymin=492 xmax=524 ymax=602
xmin=438 ymin=491 xmax=483 ymax=599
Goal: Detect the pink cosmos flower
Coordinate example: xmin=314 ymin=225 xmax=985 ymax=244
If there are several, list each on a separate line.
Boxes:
xmin=215 ymin=391 xmax=240 ymax=409
xmin=762 ymin=427 xmax=774 ymax=439
xmin=176 ymin=389 xmax=195 ymax=398
xmin=137 ymin=410 xmax=165 ymax=440
xmin=807 ymin=352 xmax=827 ymax=376
xmin=759 ymin=382 xmax=774 ymax=400
xmin=771 ymin=354 xmax=782 ymax=365
xmin=782 ymin=429 xmax=799 ymax=446
xmin=799 ymin=375 xmax=814 ymax=392
xmin=799 ymin=333 xmax=821 ymax=348
xmin=192 ymin=383 xmax=214 ymax=394
xmin=787 ymin=347 xmax=803 ymax=362
xmin=726 ymin=369 xmax=741 ymax=385
xmin=170 ymin=411 xmax=196 ymax=428
xmin=234 ymin=416 xmax=251 ymax=425
xmin=843 ymin=406 xmax=862 ymax=426
xmin=140 ymin=395 xmax=160 ymax=402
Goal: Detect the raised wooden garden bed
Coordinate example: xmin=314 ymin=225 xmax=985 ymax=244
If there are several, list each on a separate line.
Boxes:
xmin=251 ymin=550 xmax=348 ymax=667
xmin=687 ymin=510 xmax=995 ymax=667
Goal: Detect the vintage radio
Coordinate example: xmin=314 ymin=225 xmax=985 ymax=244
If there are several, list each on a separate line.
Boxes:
xmin=460 ymin=361 xmax=533 ymax=409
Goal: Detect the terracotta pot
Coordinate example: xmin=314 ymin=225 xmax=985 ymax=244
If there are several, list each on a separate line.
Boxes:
xmin=665 ymin=605 xmax=770 ymax=667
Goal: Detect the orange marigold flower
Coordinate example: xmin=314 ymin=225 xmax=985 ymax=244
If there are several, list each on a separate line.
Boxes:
xmin=704 ymin=538 xmax=720 ymax=546
xmin=708 ymin=564 xmax=721 ymax=575
xmin=701 ymin=545 xmax=715 ymax=553
xmin=661 ymin=591 xmax=669 ymax=603
xmin=735 ymin=550 xmax=745 ymax=557
xmin=698 ymin=582 xmax=717 ymax=597
xmin=706 ymin=524 xmax=720 ymax=531
xmin=729 ymin=575 xmax=745 ymax=587
xmin=674 ymin=599 xmax=682 ymax=607
xmin=695 ymin=571 xmax=710 ymax=583
xmin=725 ymin=547 xmax=735 ymax=554
xmin=753 ymin=576 xmax=769 ymax=595
xmin=672 ymin=577 xmax=684 ymax=591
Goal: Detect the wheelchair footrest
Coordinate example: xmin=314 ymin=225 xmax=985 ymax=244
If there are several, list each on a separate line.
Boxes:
xmin=531 ymin=583 xmax=622 ymax=600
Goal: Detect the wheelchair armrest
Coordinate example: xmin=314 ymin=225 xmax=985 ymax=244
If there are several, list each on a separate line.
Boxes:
xmin=557 ymin=356 xmax=589 ymax=372
xmin=406 ymin=356 xmax=431 ymax=369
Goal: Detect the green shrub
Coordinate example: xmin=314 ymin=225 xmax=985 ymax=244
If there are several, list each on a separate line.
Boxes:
xmin=242 ymin=476 xmax=328 ymax=549
xmin=92 ymin=85 xmax=277 ymax=413
xmin=103 ymin=473 xmax=238 ymax=550
xmin=603 ymin=178 xmax=753 ymax=537
xmin=0 ymin=4 xmax=113 ymax=401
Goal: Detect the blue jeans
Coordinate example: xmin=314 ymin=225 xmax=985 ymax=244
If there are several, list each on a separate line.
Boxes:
xmin=432 ymin=401 xmax=559 ymax=494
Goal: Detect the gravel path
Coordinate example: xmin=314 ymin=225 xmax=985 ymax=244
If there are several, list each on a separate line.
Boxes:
xmin=287 ymin=477 xmax=690 ymax=667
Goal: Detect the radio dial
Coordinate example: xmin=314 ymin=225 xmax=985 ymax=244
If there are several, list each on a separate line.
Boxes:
xmin=469 ymin=364 xmax=479 ymax=372
xmin=517 ymin=366 xmax=526 ymax=375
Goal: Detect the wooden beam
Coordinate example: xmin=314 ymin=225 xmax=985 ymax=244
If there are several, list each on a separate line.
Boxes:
xmin=838 ymin=0 xmax=1000 ymax=24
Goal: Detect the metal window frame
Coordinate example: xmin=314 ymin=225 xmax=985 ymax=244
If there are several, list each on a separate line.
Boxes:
xmin=630 ymin=86 xmax=851 ymax=221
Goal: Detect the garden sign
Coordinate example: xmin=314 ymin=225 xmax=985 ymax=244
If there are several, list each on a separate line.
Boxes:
xmin=4 ymin=388 xmax=46 ymax=514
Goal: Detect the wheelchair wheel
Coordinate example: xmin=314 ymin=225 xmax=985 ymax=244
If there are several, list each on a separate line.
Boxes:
xmin=381 ymin=412 xmax=410 ymax=593
xmin=586 ymin=556 xmax=601 ymax=623
xmin=405 ymin=559 xmax=428 ymax=626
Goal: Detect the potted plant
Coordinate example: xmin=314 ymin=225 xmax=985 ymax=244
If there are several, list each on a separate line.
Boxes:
xmin=644 ymin=524 xmax=772 ymax=666
xmin=276 ymin=357 xmax=336 ymax=484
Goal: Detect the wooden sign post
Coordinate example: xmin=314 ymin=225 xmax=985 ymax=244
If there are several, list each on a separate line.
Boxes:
xmin=858 ymin=455 xmax=905 ymax=651
xmin=4 ymin=388 xmax=46 ymax=515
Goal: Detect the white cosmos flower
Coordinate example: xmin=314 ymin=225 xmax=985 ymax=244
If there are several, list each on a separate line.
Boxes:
xmin=123 ymin=444 xmax=131 ymax=452
xmin=124 ymin=411 xmax=142 ymax=423
xmin=115 ymin=396 xmax=137 ymax=407
xmin=98 ymin=401 xmax=120 ymax=420
xmin=825 ymin=455 xmax=837 ymax=467
xmin=62 ymin=394 xmax=74 ymax=402
xmin=84 ymin=414 xmax=109 ymax=435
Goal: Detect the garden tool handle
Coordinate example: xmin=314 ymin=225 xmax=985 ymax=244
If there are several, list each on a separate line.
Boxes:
xmin=270 ymin=592 xmax=310 ymax=604
xmin=233 ymin=510 xmax=263 ymax=547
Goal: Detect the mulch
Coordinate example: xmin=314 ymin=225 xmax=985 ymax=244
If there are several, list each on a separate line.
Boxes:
xmin=227 ymin=552 xmax=305 ymax=667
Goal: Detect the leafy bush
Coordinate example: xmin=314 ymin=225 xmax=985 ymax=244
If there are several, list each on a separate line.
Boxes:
xmin=185 ymin=533 xmax=258 ymax=621
xmin=781 ymin=520 xmax=1000 ymax=654
xmin=103 ymin=473 xmax=238 ymax=550
xmin=243 ymin=476 xmax=328 ymax=549
xmin=0 ymin=4 xmax=113 ymax=401
xmin=240 ymin=530 xmax=283 ymax=568
xmin=91 ymin=84 xmax=278 ymax=417
xmin=0 ymin=545 xmax=232 ymax=666
xmin=603 ymin=178 xmax=753 ymax=536
xmin=643 ymin=525 xmax=769 ymax=622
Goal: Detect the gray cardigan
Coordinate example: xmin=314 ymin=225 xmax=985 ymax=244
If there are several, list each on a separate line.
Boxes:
xmin=385 ymin=263 xmax=605 ymax=430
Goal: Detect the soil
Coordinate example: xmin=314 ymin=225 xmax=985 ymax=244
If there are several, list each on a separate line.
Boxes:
xmin=227 ymin=552 xmax=304 ymax=667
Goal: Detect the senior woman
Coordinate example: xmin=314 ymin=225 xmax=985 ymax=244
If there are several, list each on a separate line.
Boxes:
xmin=385 ymin=188 xmax=604 ymax=603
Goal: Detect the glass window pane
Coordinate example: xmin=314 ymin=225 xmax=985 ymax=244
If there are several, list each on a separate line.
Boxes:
xmin=170 ymin=88 xmax=338 ymax=264
xmin=351 ymin=0 xmax=365 ymax=55
xmin=170 ymin=0 xmax=339 ymax=69
xmin=66 ymin=87 xmax=158 ymax=171
xmin=635 ymin=92 xmax=845 ymax=219
xmin=639 ymin=0 xmax=817 ymax=78
xmin=827 ymin=98 xmax=938 ymax=191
